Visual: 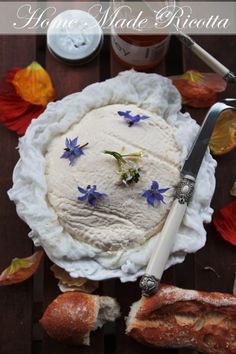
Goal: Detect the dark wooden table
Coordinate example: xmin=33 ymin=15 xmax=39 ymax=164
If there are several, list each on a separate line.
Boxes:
xmin=0 ymin=33 xmax=235 ymax=354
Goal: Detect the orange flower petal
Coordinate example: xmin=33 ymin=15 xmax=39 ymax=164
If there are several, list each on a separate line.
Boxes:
xmin=0 ymin=250 xmax=43 ymax=286
xmin=209 ymin=109 xmax=236 ymax=155
xmin=171 ymin=70 xmax=226 ymax=108
xmin=213 ymin=202 xmax=236 ymax=246
xmin=203 ymin=73 xmax=227 ymax=92
xmin=12 ymin=61 xmax=56 ymax=106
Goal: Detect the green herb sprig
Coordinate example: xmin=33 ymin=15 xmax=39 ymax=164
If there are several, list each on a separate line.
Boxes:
xmin=104 ymin=150 xmax=143 ymax=185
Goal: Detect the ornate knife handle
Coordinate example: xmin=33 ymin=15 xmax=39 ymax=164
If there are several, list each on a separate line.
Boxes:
xmin=139 ymin=175 xmax=195 ymax=297
xmin=175 ymin=175 xmax=195 ymax=204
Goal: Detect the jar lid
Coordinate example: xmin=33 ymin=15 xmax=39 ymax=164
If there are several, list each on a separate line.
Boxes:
xmin=47 ymin=10 xmax=103 ymax=64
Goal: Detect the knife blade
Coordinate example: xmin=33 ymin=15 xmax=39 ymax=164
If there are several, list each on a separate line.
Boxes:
xmin=139 ymin=101 xmax=231 ymax=297
xmin=182 ymin=102 xmax=228 ymax=178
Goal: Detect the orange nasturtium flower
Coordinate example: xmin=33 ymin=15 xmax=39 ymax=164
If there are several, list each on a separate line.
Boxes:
xmin=171 ymin=70 xmax=226 ymax=108
xmin=0 ymin=61 xmax=56 ymax=135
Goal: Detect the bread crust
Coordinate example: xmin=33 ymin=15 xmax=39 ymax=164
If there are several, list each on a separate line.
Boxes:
xmin=127 ymin=284 xmax=236 ymax=354
xmin=39 ymin=292 xmax=99 ymax=345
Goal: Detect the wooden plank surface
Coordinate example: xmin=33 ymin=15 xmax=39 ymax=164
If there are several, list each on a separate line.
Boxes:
xmin=0 ymin=33 xmax=235 ymax=354
xmin=182 ymin=35 xmax=236 ymax=295
xmin=0 ymin=36 xmax=36 ymax=354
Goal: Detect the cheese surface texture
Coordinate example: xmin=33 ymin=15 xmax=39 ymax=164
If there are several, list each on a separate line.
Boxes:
xmin=45 ymin=104 xmax=181 ymax=251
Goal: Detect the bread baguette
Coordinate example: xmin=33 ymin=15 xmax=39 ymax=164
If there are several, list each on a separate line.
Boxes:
xmin=126 ymin=284 xmax=236 ymax=354
xmin=39 ymin=291 xmax=120 ymax=345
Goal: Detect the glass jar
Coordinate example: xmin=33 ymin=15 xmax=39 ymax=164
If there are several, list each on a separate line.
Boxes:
xmin=111 ymin=33 xmax=170 ymax=70
xmin=111 ymin=1 xmax=172 ymax=70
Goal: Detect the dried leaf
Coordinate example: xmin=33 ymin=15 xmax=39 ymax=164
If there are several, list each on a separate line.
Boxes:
xmin=171 ymin=70 xmax=226 ymax=108
xmin=12 ymin=61 xmax=56 ymax=106
xmin=209 ymin=109 xmax=236 ymax=155
xmin=51 ymin=265 xmax=98 ymax=293
xmin=0 ymin=250 xmax=43 ymax=286
xmin=213 ymin=202 xmax=236 ymax=246
xmin=230 ymin=182 xmax=236 ymax=197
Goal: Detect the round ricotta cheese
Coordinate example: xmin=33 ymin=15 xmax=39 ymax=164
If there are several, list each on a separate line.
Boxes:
xmin=45 ymin=104 xmax=181 ymax=252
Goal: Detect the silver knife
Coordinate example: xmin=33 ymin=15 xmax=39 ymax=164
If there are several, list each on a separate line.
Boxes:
xmin=139 ymin=101 xmax=235 ymax=297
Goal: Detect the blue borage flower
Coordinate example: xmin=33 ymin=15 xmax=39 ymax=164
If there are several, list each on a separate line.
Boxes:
xmin=77 ymin=185 xmax=107 ymax=207
xmin=118 ymin=111 xmax=150 ymax=127
xmin=143 ymin=181 xmax=170 ymax=207
xmin=61 ymin=137 xmax=88 ymax=165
